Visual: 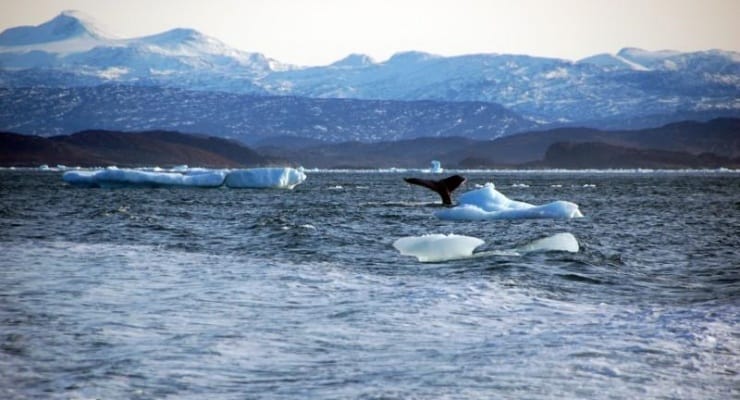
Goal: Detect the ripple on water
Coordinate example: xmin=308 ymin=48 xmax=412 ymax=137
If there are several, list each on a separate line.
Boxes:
xmin=0 ymin=171 xmax=738 ymax=398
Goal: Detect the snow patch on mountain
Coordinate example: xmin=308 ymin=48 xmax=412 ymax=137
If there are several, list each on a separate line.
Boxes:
xmin=577 ymin=53 xmax=650 ymax=71
xmin=94 ymin=67 xmax=129 ymax=80
xmin=331 ymin=53 xmax=376 ymax=68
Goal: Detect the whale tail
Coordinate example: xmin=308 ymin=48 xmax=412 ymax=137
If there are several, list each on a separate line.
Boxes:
xmin=404 ymin=175 xmax=466 ymax=205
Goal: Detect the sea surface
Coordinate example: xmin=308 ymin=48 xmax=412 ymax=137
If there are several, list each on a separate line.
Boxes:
xmin=1 ymin=169 xmax=738 ymax=399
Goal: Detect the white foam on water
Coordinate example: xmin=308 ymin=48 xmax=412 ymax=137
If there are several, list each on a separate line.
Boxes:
xmin=1 ymin=237 xmax=736 ymax=399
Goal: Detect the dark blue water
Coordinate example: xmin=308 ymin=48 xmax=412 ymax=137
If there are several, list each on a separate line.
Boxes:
xmin=1 ymin=170 xmax=738 ymax=399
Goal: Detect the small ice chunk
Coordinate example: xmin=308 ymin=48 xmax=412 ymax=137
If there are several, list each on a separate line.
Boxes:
xmin=393 ymin=234 xmax=484 ymax=262
xmin=430 ymin=160 xmax=444 ymax=173
xmin=225 ymin=167 xmax=306 ymax=189
xmin=394 ymin=232 xmax=580 ymax=262
xmin=515 ymin=232 xmax=579 ymax=253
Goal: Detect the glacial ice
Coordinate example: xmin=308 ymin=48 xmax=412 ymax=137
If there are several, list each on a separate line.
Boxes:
xmin=436 ymin=183 xmax=583 ymax=220
xmin=62 ymin=167 xmax=307 ymax=189
xmin=63 ymin=167 xmax=226 ymax=188
xmin=429 ymin=160 xmax=443 ymax=173
xmin=224 ymin=167 xmax=306 ymax=189
xmin=393 ymin=234 xmax=485 ymax=262
xmin=394 ymin=232 xmax=579 ymax=262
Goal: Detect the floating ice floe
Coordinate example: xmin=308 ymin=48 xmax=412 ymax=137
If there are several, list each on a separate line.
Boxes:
xmin=435 ymin=183 xmax=583 ymax=220
xmin=63 ymin=167 xmax=307 ymax=189
xmin=429 ymin=160 xmax=444 ymax=174
xmin=63 ymin=167 xmax=227 ymax=188
xmin=393 ymin=232 xmax=579 ymax=262
xmin=225 ymin=167 xmax=306 ymax=189
xmin=393 ymin=234 xmax=485 ymax=262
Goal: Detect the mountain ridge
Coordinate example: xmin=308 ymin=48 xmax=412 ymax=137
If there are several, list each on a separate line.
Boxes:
xmin=1 ymin=12 xmax=738 ymax=130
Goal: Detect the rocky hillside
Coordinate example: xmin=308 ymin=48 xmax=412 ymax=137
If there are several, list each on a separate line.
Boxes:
xmin=0 ymin=129 xmax=276 ymax=167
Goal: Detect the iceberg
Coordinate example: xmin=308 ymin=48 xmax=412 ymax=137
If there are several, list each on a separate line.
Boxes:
xmin=225 ymin=167 xmax=306 ymax=189
xmin=62 ymin=168 xmax=226 ymax=188
xmin=429 ymin=160 xmax=443 ymax=173
xmin=62 ymin=167 xmax=307 ymax=189
xmin=394 ymin=232 xmax=579 ymax=262
xmin=436 ymin=183 xmax=583 ymax=220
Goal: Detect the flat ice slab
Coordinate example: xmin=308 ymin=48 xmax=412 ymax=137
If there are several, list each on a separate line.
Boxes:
xmin=393 ymin=234 xmax=484 ymax=262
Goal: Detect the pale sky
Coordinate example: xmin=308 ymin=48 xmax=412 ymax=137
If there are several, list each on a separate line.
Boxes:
xmin=1 ymin=0 xmax=739 ymax=66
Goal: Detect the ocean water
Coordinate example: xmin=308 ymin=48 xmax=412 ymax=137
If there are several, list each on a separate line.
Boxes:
xmin=1 ymin=170 xmax=738 ymax=399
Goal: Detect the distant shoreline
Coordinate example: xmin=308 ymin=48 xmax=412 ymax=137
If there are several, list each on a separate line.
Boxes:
xmin=2 ymin=118 xmax=739 ymax=170
xmin=3 ymin=166 xmax=738 ymax=174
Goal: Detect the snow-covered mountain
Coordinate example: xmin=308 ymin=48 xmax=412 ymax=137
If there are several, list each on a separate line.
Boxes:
xmin=0 ymin=11 xmax=282 ymax=92
xmin=262 ymin=49 xmax=739 ymax=123
xmin=1 ymin=11 xmax=739 ymax=131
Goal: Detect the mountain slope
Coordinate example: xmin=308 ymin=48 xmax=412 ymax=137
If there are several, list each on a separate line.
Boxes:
xmin=258 ymin=118 xmax=740 ymax=168
xmin=0 ymin=129 xmax=275 ymax=167
xmin=542 ymin=141 xmax=737 ymax=169
xmin=464 ymin=118 xmax=740 ymax=164
xmin=0 ymin=85 xmax=536 ymax=142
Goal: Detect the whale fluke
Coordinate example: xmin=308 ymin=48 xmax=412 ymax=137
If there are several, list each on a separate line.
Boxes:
xmin=404 ymin=175 xmax=466 ymax=205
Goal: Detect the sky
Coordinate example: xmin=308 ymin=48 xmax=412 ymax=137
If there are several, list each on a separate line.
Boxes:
xmin=1 ymin=0 xmax=739 ymax=66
